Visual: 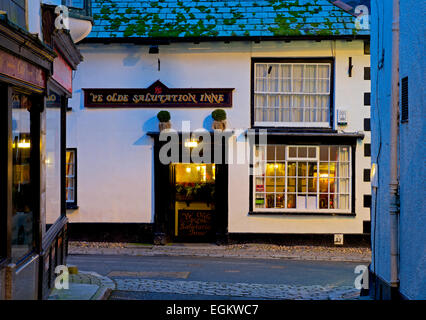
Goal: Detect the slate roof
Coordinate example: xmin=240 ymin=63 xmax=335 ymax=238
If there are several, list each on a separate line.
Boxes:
xmin=88 ymin=0 xmax=370 ymax=40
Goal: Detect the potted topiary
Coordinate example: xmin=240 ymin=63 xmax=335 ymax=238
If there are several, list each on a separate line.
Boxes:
xmin=212 ymin=109 xmax=227 ymax=131
xmin=157 ymin=110 xmax=171 ymax=131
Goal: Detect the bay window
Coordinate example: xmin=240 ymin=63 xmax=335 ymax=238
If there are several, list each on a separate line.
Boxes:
xmin=253 ymin=60 xmax=332 ymax=127
xmin=253 ymin=145 xmax=352 ymax=213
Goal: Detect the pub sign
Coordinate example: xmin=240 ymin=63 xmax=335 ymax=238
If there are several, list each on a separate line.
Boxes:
xmin=84 ymin=80 xmax=234 ymax=108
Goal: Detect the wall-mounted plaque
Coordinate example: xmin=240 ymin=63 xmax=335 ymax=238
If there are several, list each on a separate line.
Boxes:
xmin=84 ymin=80 xmax=233 ymax=108
xmin=177 ymin=210 xmax=214 ymax=237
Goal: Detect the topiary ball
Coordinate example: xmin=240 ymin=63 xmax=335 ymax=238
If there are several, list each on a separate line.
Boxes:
xmin=157 ymin=110 xmax=171 ymax=122
xmin=212 ymin=109 xmax=227 ymax=121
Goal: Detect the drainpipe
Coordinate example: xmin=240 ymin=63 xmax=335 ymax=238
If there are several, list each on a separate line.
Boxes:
xmin=389 ymin=0 xmax=400 ymax=291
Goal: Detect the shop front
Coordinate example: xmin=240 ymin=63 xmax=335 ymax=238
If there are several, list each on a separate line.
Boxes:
xmin=0 ymin=17 xmax=55 ymax=299
xmin=0 ymin=6 xmax=82 ymax=299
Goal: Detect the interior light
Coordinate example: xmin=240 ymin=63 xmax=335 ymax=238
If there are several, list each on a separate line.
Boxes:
xmin=186 ymin=167 xmax=191 ymax=173
xmin=184 ymin=139 xmax=198 ymax=148
xmin=18 ymin=139 xmax=31 ymax=148
xmin=196 ymin=166 xmax=201 ymax=171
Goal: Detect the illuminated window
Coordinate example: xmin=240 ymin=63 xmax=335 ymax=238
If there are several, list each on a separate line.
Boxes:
xmin=253 ymin=145 xmax=351 ymax=212
xmin=66 ymin=149 xmax=77 ymax=207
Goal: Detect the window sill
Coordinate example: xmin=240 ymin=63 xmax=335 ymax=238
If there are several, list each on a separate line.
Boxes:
xmin=66 ymin=204 xmax=79 ymax=210
xmin=249 ymin=211 xmax=355 ymax=217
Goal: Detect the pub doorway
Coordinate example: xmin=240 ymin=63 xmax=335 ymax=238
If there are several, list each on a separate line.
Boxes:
xmin=170 ymin=163 xmax=216 ymax=242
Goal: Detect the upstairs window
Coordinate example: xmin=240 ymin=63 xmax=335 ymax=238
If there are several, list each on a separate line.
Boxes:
xmin=253 ymin=60 xmax=332 ymax=127
xmin=0 ymin=0 xmax=26 ymax=29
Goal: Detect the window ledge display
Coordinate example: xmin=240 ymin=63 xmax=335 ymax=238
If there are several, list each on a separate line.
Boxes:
xmin=248 ymin=211 xmax=356 ymax=217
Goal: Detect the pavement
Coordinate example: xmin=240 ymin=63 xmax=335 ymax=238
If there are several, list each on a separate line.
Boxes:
xmin=47 ymin=243 xmax=371 ymax=300
xmin=68 ymin=241 xmax=372 ymax=262
xmin=48 ymin=270 xmax=115 ymax=300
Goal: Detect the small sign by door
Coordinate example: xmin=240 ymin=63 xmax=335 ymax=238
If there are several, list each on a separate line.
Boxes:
xmin=177 ymin=210 xmax=214 ymax=238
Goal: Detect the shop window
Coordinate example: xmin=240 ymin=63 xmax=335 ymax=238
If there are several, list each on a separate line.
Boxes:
xmin=11 ymin=93 xmax=34 ymax=262
xmin=46 ymin=92 xmax=62 ymax=228
xmin=0 ymin=0 xmax=26 ymax=29
xmin=253 ymin=145 xmax=352 ymax=213
xmin=66 ymin=149 xmax=77 ymax=208
xmin=253 ymin=61 xmax=332 ymax=127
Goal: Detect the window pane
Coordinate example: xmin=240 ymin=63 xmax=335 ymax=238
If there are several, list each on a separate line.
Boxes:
xmin=318 ymin=65 xmax=330 ymax=78
xmin=308 ymin=178 xmax=317 ymax=193
xmin=266 ymin=194 xmax=275 ymax=208
xmin=288 ymin=147 xmax=297 ymax=159
xmin=298 ymin=178 xmax=307 ymax=193
xmin=308 ymin=162 xmax=317 ymax=176
xmin=266 ymin=178 xmax=275 ymax=192
xmin=298 ymin=162 xmax=307 ymax=176
xmin=276 ymin=178 xmax=285 ymax=192
xmin=255 ymin=193 xmax=265 ymax=208
xmin=276 ymin=146 xmax=285 ymax=160
xmin=256 ymin=64 xmax=267 ymax=77
xmin=339 ymin=146 xmax=350 ymax=161
xmin=319 ymin=178 xmax=328 ymax=193
xmin=298 ymin=147 xmax=307 ymax=158
xmin=339 ymin=178 xmax=350 ymax=193
xmin=320 ymin=146 xmax=328 ymax=161
xmin=274 ymin=163 xmax=284 ymax=176
xmin=267 ymin=146 xmax=275 ymax=160
xmin=330 ymin=146 xmax=338 ymax=161
xmin=281 ymin=64 xmax=291 ymax=78
xmin=287 ymin=178 xmax=296 ymax=192
xmin=46 ymin=95 xmax=62 ymax=228
xmin=11 ymin=94 xmax=33 ymax=262
xmin=319 ymin=194 xmax=328 ymax=209
xmin=339 ymin=195 xmax=349 ymax=210
xmin=287 ymin=161 xmax=296 ymax=175
xmin=308 ymin=147 xmax=316 ymax=158
xmin=287 ymin=194 xmax=296 ymax=208
xmin=329 ymin=194 xmax=336 ymax=209
xmin=275 ymin=194 xmax=285 ymax=208
xmin=266 ymin=163 xmax=275 ymax=176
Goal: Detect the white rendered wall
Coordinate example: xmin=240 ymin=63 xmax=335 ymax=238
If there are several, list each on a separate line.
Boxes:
xmin=67 ymin=40 xmax=371 ymax=234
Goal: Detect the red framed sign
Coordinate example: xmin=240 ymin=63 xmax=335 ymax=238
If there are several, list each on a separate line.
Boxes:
xmin=84 ymin=80 xmax=234 ymax=108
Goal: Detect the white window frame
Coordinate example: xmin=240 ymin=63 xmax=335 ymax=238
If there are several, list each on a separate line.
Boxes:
xmin=252 ymin=145 xmax=352 ymax=214
xmin=253 ymin=62 xmax=332 ymax=127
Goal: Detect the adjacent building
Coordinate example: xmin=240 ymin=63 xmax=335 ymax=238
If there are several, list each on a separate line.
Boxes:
xmin=369 ymin=0 xmax=425 ymax=300
xmin=66 ymin=0 xmax=372 ymax=245
xmin=0 ymin=0 xmax=89 ymax=300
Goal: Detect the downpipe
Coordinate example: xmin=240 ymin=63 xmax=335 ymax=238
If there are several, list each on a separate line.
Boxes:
xmin=389 ymin=0 xmax=400 ymax=290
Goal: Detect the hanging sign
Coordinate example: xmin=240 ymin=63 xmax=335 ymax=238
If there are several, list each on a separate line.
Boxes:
xmin=83 ymin=80 xmax=233 ymax=108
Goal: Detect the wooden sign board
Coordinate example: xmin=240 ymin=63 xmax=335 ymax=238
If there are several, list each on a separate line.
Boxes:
xmin=84 ymin=80 xmax=233 ymax=108
xmin=177 ymin=210 xmax=214 ymax=237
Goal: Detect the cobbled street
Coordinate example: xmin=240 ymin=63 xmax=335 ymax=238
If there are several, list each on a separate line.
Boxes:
xmin=67 ymin=253 xmax=367 ymax=300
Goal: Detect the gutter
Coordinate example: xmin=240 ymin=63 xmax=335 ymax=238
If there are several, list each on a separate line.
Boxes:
xmin=389 ymin=0 xmax=400 ymax=289
xmin=80 ymin=34 xmax=370 ymax=45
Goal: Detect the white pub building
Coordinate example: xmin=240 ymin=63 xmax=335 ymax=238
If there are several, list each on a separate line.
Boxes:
xmin=58 ymin=0 xmax=372 ymax=244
